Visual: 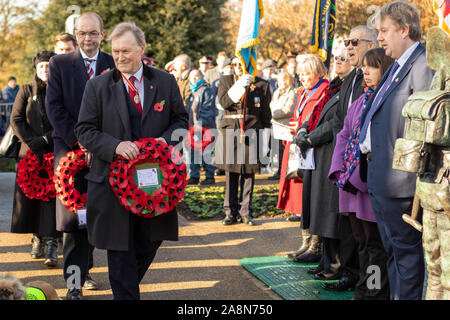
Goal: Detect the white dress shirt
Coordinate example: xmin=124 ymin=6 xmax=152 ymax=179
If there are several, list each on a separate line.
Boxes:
xmin=122 ymin=64 xmax=145 ymax=109
xmin=359 ymin=42 xmax=420 ymax=154
xmin=80 ymin=49 xmax=100 ymax=76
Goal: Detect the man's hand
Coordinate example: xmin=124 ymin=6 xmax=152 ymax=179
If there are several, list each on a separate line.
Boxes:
xmin=78 ymin=141 xmax=88 ymax=153
xmin=115 ymin=141 xmax=140 ymax=160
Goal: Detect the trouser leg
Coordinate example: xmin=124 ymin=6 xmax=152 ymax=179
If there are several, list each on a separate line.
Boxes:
xmin=239 ymin=173 xmax=255 ymax=219
xmin=224 ymin=171 xmax=239 ymax=218
xmin=63 ymin=229 xmax=90 ymax=289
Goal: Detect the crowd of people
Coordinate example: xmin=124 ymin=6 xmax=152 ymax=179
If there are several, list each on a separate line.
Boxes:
xmin=2 ymin=0 xmax=446 ymax=300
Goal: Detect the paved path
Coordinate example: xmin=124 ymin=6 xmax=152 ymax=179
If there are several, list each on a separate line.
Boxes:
xmin=0 ymin=172 xmax=300 ymax=300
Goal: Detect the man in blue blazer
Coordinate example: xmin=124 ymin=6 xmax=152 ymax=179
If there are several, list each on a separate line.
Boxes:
xmin=45 ymin=12 xmax=115 ymax=300
xmin=359 ymin=2 xmax=434 ymax=300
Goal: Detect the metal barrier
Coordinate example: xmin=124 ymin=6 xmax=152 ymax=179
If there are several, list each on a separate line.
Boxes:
xmin=0 ymin=103 xmax=13 ymax=133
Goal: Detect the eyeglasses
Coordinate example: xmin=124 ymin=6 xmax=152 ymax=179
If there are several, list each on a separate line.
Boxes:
xmin=333 ymin=56 xmax=348 ymax=62
xmin=344 ymin=38 xmax=372 ymax=47
xmin=76 ymin=30 xmax=101 ymax=39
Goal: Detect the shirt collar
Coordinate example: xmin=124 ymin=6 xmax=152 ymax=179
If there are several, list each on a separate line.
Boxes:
xmin=79 ymin=48 xmax=100 ymax=61
xmin=123 ymin=63 xmax=144 ymax=82
xmin=396 ymin=41 xmax=420 ymax=70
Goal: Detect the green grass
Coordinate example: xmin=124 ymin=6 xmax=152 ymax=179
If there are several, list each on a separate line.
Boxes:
xmin=180 ymin=184 xmax=284 ymax=219
xmin=0 ymin=158 xmax=15 ymax=172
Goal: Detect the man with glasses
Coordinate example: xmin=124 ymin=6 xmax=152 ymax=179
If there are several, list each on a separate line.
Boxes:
xmin=321 ymin=25 xmax=377 ymax=293
xmin=46 ymin=12 xmax=115 ymax=300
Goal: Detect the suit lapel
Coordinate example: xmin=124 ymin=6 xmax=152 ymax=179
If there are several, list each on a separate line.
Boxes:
xmin=374 ymin=44 xmax=425 ymax=112
xmin=317 ymin=93 xmax=339 ymax=124
xmin=142 ymin=66 xmax=158 ymax=122
xmin=111 ymin=69 xmax=132 ymax=138
xmin=95 ymin=51 xmax=110 ymax=76
xmin=72 ymin=49 xmax=89 ymax=86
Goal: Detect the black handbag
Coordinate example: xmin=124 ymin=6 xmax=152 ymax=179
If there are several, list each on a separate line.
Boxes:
xmin=0 ymin=126 xmax=20 ymax=158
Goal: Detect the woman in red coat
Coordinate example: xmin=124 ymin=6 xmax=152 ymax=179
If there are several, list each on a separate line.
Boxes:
xmin=277 ymin=54 xmax=329 ymax=256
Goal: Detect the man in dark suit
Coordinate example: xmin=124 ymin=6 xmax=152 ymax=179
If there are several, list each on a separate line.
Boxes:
xmin=359 ymin=2 xmax=434 ymax=300
xmin=75 ymin=22 xmax=188 ymax=300
xmin=45 ymin=12 xmax=115 ymax=300
xmin=322 ymin=25 xmax=378 ymax=293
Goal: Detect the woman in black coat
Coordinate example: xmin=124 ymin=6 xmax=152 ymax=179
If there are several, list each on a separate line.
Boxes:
xmin=10 ymin=50 xmax=60 ymax=266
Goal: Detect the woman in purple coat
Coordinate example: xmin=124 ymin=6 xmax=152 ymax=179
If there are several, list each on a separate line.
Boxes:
xmin=329 ymin=48 xmax=393 ymax=300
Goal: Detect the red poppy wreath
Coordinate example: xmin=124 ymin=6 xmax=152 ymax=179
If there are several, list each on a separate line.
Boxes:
xmin=16 ymin=149 xmax=55 ymax=201
xmin=53 ymin=149 xmax=88 ymax=213
xmin=109 ymin=137 xmax=187 ymax=218
xmin=185 ymin=125 xmax=215 ymax=151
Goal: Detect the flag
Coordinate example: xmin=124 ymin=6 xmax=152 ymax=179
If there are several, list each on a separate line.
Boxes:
xmin=310 ymin=0 xmax=336 ymax=69
xmin=433 ymin=0 xmax=450 ymax=34
xmin=235 ymin=0 xmax=264 ymax=77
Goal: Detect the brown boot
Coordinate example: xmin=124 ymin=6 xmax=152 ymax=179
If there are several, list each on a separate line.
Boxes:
xmin=287 ymin=229 xmax=312 ymax=259
xmin=293 ymin=235 xmax=322 ymax=263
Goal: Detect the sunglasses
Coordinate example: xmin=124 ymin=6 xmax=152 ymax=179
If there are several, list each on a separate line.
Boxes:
xmin=334 ymin=56 xmax=348 ymax=62
xmin=344 ymin=38 xmax=372 ymax=47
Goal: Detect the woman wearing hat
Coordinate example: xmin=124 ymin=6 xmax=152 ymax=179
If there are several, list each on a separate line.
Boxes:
xmin=10 ymin=50 xmax=60 ymax=267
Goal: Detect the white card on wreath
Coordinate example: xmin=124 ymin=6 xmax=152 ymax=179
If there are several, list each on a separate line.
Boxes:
xmin=77 ymin=208 xmax=87 ymax=228
xmin=137 ymin=167 xmax=159 ymax=188
xmin=298 ymin=148 xmax=315 ymax=170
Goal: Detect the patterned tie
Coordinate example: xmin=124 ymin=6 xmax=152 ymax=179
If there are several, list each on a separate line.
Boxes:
xmin=359 ymin=61 xmax=400 ymax=142
xmin=84 ymin=58 xmax=95 ymax=79
xmin=128 ymin=76 xmax=143 ymax=116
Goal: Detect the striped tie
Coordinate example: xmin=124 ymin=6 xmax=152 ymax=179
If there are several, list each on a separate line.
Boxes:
xmin=85 ymin=58 xmax=95 ymax=79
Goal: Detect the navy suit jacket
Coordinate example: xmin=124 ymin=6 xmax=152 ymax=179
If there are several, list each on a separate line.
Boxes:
xmin=360 ymin=43 xmax=434 ymax=198
xmin=45 ymin=49 xmax=115 ymax=156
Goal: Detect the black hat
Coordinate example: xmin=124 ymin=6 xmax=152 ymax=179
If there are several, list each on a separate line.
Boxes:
xmin=33 ymin=50 xmax=56 ymax=68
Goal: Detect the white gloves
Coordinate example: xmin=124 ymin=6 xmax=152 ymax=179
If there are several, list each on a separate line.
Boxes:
xmin=227 ymin=74 xmax=254 ymax=103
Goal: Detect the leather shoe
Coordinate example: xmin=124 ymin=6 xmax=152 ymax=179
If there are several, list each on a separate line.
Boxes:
xmin=314 ymin=271 xmax=342 ymax=281
xmin=306 ymin=265 xmax=323 ymax=274
xmin=241 ymin=217 xmax=257 ymax=226
xmin=293 ymin=251 xmax=321 ymax=263
xmin=187 ymin=177 xmax=199 ymax=185
xmin=83 ymin=273 xmax=98 ymax=290
xmin=222 ymin=216 xmax=238 ymax=225
xmin=321 ymin=276 xmax=356 ymax=291
xmin=66 ymin=288 xmax=83 ymax=300
xmin=287 ymin=215 xmax=301 ymax=222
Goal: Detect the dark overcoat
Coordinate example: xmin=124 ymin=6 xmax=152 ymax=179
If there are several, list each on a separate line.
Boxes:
xmin=213 ymin=75 xmax=272 ymax=174
xmin=45 ymin=49 xmax=115 ymax=232
xmin=300 ymin=78 xmax=342 ymax=239
xmin=9 ymin=77 xmax=58 ymax=237
xmin=74 ymin=65 xmax=189 ymax=251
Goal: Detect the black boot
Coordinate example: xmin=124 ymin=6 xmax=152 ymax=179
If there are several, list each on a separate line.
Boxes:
xmin=44 ymin=237 xmax=58 ymax=267
xmin=30 ymin=235 xmax=44 ymax=259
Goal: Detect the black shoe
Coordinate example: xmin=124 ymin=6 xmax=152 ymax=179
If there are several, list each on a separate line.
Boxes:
xmin=187 ymin=177 xmax=200 ymax=185
xmin=293 ymin=251 xmax=321 ymax=263
xmin=66 ymin=288 xmax=83 ymax=300
xmin=200 ymin=178 xmax=215 ymax=185
xmin=215 ymin=169 xmax=225 ymax=176
xmin=44 ymin=238 xmax=58 ymax=267
xmin=83 ymin=273 xmax=98 ymax=290
xmin=241 ymin=217 xmax=257 ymax=226
xmin=222 ymin=216 xmax=238 ymax=225
xmin=321 ymin=276 xmax=356 ymax=291
xmin=287 ymin=215 xmax=301 ymax=222
xmin=306 ymin=265 xmax=323 ymax=274
xmin=314 ymin=271 xmax=342 ymax=281
xmin=268 ymin=174 xmax=280 ymax=180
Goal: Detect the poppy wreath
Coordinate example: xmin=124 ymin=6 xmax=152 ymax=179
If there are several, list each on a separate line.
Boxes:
xmin=185 ymin=125 xmax=215 ymax=151
xmin=109 ymin=137 xmax=187 ymax=218
xmin=16 ymin=149 xmax=55 ymax=201
xmin=53 ymin=149 xmax=88 ymax=213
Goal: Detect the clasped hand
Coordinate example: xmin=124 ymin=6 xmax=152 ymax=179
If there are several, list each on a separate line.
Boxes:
xmin=115 ymin=138 xmax=166 ymax=160
xmin=293 ymin=131 xmax=311 ymax=159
